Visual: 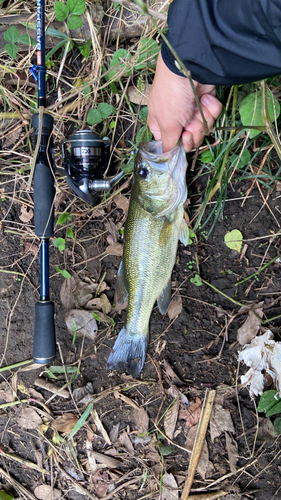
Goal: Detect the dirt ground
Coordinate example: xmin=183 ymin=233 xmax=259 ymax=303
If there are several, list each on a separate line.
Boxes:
xmin=1 ymin=144 xmax=281 ymax=499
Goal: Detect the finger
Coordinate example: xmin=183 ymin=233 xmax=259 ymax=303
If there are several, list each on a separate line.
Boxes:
xmin=199 ymin=94 xmax=223 ymax=121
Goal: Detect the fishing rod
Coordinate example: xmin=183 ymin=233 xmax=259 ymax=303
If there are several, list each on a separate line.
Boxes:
xmin=32 ymin=0 xmax=56 ymax=364
xmin=31 ymin=1 xmax=123 ymax=364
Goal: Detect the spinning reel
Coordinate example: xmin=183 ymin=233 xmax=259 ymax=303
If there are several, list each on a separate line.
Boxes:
xmin=62 ymin=130 xmax=123 ymax=205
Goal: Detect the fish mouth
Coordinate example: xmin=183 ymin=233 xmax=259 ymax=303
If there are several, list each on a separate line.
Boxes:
xmin=140 ymin=141 xmax=188 ymax=217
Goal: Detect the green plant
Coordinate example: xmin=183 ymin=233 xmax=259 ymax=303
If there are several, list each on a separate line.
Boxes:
xmin=87 ymin=103 xmax=114 ymax=126
xmin=4 ymin=26 xmax=35 ymax=59
xmin=54 ymin=0 xmax=85 ymax=30
xmin=190 ymin=274 xmax=202 ymax=286
xmin=258 ymin=390 xmax=281 ymax=435
xmin=55 ymin=265 xmax=71 ymax=278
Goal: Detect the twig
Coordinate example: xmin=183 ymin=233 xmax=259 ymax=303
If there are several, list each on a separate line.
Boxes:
xmin=181 ymin=389 xmax=216 ymax=499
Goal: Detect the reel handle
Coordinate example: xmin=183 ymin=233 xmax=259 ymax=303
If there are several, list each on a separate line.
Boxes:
xmin=33 ymin=301 xmax=56 ymax=364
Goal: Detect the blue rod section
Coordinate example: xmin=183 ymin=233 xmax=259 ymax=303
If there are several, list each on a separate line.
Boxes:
xmin=40 ymin=238 xmax=49 ymax=300
xmin=37 ymin=0 xmax=46 ymax=107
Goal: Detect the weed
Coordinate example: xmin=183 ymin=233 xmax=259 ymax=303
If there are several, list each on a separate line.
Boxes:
xmin=4 ymin=26 xmax=36 ymax=59
xmin=54 ymin=0 xmax=86 ymax=30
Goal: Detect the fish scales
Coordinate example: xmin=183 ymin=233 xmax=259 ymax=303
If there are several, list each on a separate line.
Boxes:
xmin=107 ymin=141 xmax=188 ymax=377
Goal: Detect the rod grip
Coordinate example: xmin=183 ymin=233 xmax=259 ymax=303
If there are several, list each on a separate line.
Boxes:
xmin=33 ymin=301 xmax=56 ymax=364
xmin=34 ymin=162 xmax=55 ymax=237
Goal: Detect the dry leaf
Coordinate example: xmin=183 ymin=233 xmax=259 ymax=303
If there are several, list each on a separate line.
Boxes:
xmin=185 ymin=424 xmax=213 ymax=480
xmin=114 ymin=391 xmax=139 ymax=409
xmin=161 ymin=473 xmax=179 ymax=500
xmin=109 ymin=423 xmax=120 ymax=443
xmin=113 ymin=193 xmax=129 ymax=214
xmin=16 ymin=407 xmax=42 ymax=429
xmin=225 ymin=432 xmax=238 ymax=473
xmin=134 ymin=406 xmax=149 ymax=435
xmin=52 ymin=413 xmax=79 ymax=433
xmin=24 ymin=242 xmax=39 ymax=256
xmin=116 ymin=431 xmax=134 ymax=455
xmin=0 ymin=381 xmax=15 ymax=402
xmin=3 ymin=129 xmax=21 ymax=148
xmin=237 ymin=303 xmax=264 ymax=345
xmin=65 ymin=309 xmax=98 ymax=339
xmin=28 ymin=387 xmax=44 ymax=401
xmin=210 ymin=405 xmax=235 ymax=442
xmin=19 ymin=204 xmax=34 ymax=223
xmin=34 ymin=485 xmax=61 ymax=500
xmin=164 ymin=399 xmax=180 ymax=439
xmin=92 ymin=409 xmax=111 ymax=445
xmin=163 ymin=360 xmax=184 ymax=386
xmin=100 ymin=293 xmax=111 ymax=314
xmin=105 ymin=220 xmax=119 ymax=243
xmin=105 ymin=242 xmax=123 ymax=256
xmin=257 ymin=417 xmax=275 ymax=441
xmin=167 ymin=295 xmax=183 ymax=320
xmin=179 ymin=397 xmax=201 ymax=429
xmin=167 ymin=385 xmax=189 ymax=406
xmin=89 ymin=450 xmax=121 ymax=468
xmin=35 ymin=378 xmax=69 ymax=399
xmin=127 ymin=83 xmax=151 ymax=105
xmin=86 ymin=297 xmax=102 ymax=310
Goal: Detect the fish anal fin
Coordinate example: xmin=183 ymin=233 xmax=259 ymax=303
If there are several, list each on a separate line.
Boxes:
xmin=106 ymin=327 xmax=149 ymax=378
xmin=114 ymin=259 xmax=128 ymax=313
xmin=157 ymin=278 xmax=171 ymax=315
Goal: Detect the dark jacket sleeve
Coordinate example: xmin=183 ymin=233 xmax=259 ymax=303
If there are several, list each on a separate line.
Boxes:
xmin=161 ymin=0 xmax=281 ymax=85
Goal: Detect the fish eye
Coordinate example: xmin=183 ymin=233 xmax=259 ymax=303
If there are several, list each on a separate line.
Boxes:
xmin=138 ymin=167 xmax=149 ymax=178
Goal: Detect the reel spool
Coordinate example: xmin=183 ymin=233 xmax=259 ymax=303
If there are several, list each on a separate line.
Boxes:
xmin=63 ymin=130 xmax=123 ymax=205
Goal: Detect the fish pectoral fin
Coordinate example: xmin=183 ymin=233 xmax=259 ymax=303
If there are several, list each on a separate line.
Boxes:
xmin=157 ymin=278 xmax=171 ymax=315
xmin=114 ymin=259 xmax=128 ymax=312
xmin=106 ymin=327 xmax=149 ymax=378
xmin=179 ymin=219 xmax=190 ymax=246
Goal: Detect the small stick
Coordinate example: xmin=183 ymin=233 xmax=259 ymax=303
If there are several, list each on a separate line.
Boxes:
xmin=35 ymin=377 xmax=70 ymax=399
xmin=181 ymin=389 xmax=216 ymax=499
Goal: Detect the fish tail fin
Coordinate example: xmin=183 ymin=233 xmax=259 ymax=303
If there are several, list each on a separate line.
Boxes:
xmin=106 ymin=327 xmax=149 ymax=378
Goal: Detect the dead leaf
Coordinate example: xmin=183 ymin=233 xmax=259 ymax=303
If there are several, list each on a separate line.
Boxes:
xmin=86 ymin=297 xmax=102 ymax=310
xmin=105 ymin=220 xmax=119 ymax=243
xmin=134 ymin=406 xmax=149 ymax=435
xmin=237 ymin=303 xmax=264 ymax=345
xmin=210 ymin=405 xmax=235 ymax=442
xmin=109 ymin=422 xmax=120 ymax=443
xmin=164 ymin=399 xmax=180 ymax=439
xmin=167 ymin=385 xmax=189 ymax=406
xmin=127 ymin=83 xmax=151 ymax=105
xmin=257 ymin=417 xmax=275 ymax=441
xmin=19 ymin=204 xmax=34 ymax=223
xmin=185 ymin=424 xmax=214 ymax=480
xmin=28 ymin=387 xmax=44 ymax=401
xmin=92 ymin=409 xmax=111 ymax=445
xmin=105 ymin=242 xmax=123 ymax=256
xmin=65 ymin=309 xmax=98 ymax=339
xmin=116 ymin=431 xmax=134 ymax=455
xmin=52 ymin=413 xmax=79 ymax=433
xmin=24 ymin=242 xmax=39 ymax=256
xmin=3 ymin=129 xmax=21 ymax=148
xmin=16 ymin=407 xmax=42 ymax=429
xmin=114 ymin=391 xmax=139 ymax=409
xmin=89 ymin=450 xmax=121 ymax=468
xmin=34 ymin=485 xmax=61 ymax=500
xmin=163 ymin=360 xmax=184 ymax=386
xmin=100 ymin=293 xmax=111 ymax=314
xmin=225 ymin=432 xmax=238 ymax=473
xmin=113 ymin=193 xmax=129 ymax=214
xmin=161 ymin=472 xmax=178 ymax=500
xmin=179 ymin=397 xmax=201 ymax=429
xmin=90 ymin=470 xmax=109 ymax=498
xmin=167 ymin=295 xmax=183 ymax=321
xmin=73 ymin=382 xmax=93 ymax=402
xmin=0 ymin=381 xmax=15 ymax=402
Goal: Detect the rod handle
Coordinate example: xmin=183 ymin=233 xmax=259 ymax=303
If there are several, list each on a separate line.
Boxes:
xmin=34 ymin=162 xmax=55 ymax=237
xmin=33 ymin=301 xmax=56 ymax=364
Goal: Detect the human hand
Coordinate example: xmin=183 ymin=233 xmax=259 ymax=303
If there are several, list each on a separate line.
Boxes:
xmin=147 ymin=53 xmax=223 ymax=153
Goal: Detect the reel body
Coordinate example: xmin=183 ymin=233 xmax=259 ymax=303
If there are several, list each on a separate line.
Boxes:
xmin=63 ymin=130 xmax=123 ymax=205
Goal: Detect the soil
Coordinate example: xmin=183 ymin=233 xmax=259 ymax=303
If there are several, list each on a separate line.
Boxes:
xmin=1 ymin=147 xmax=281 ymax=500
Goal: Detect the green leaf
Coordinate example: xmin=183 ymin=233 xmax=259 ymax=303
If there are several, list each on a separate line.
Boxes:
xmin=239 ymin=90 xmax=280 ymax=139
xmin=98 ymin=102 xmax=114 ymax=119
xmin=54 ymin=1 xmax=69 ymax=22
xmin=257 ymin=390 xmax=278 ymax=413
xmin=4 ymin=26 xmax=19 ymax=43
xmin=79 ymin=39 xmax=91 ymax=60
xmin=67 ymin=0 xmax=85 ymax=15
xmin=158 ymin=442 xmax=175 ymax=456
xmin=265 ymin=399 xmax=281 ymax=417
xmin=53 ymin=237 xmax=66 ymax=251
xmin=229 ymin=149 xmax=251 ymax=170
xmin=87 ymin=108 xmax=102 ymax=125
xmin=224 ymin=229 xmax=243 ymax=253
xmin=134 ymin=39 xmax=159 ymax=71
xmin=274 ymin=417 xmax=281 ymax=435
xmin=68 ymin=403 xmax=93 ymax=440
xmin=5 ymin=43 xmax=17 ymax=59
xmin=62 ymin=269 xmax=71 ymax=278
xmin=120 ymin=156 xmax=135 ymax=174
xmin=46 ymin=27 xmax=70 ymax=39
xmin=199 ymin=149 xmax=213 ymax=164
xmin=135 ymin=125 xmax=152 ymax=145
xmin=108 ymin=49 xmax=131 ymax=81
xmin=190 ymin=274 xmax=202 ymax=286
xmin=0 ymin=491 xmax=14 ymax=500
xmin=46 ymin=40 xmax=67 ymax=62
xmin=18 ymin=33 xmax=35 ymax=45
xmin=48 ymin=365 xmax=78 ymax=374
xmin=139 ymin=106 xmax=148 ymax=122
xmin=67 ymin=15 xmax=83 ymax=30
xmin=57 ymin=213 xmax=68 ymax=225
xmin=67 ymin=228 xmax=74 ymax=239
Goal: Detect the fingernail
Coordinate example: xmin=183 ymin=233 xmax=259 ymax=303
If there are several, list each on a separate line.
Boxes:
xmin=201 ymin=94 xmax=211 ymax=106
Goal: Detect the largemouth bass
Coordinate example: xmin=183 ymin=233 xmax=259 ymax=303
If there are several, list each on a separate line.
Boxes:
xmin=107 ymin=141 xmax=188 ymax=377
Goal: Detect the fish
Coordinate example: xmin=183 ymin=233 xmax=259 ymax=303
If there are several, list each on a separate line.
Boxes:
xmin=106 ymin=140 xmax=188 ymax=378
